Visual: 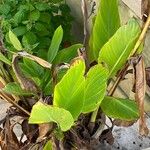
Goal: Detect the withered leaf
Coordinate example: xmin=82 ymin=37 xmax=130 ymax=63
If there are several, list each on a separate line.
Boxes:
xmin=146 ymin=67 xmax=150 ymax=87
xmin=4 ymin=115 xmax=20 ymax=150
xmin=18 ymin=51 xmax=52 ymax=69
xmin=113 ymin=119 xmax=136 ymax=127
xmin=141 ymin=0 xmax=150 ymax=21
xmin=134 ymin=56 xmax=149 ymax=136
xmin=22 ymin=119 xmax=38 ymax=142
xmin=38 ymin=123 xmax=52 ymax=141
xmin=0 ymin=127 xmax=7 ymax=150
xmin=99 ymin=129 xmax=114 ymax=145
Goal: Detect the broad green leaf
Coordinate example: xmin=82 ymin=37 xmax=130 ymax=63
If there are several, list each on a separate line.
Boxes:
xmin=89 ymin=0 xmax=120 ymax=60
xmin=2 ymin=82 xmax=33 ymax=96
xmin=13 ymin=26 xmax=27 ymax=36
xmin=39 ymin=12 xmax=51 ymax=24
xmin=22 ymin=32 xmax=37 ymax=47
xmin=29 ymin=10 xmax=40 ymax=21
xmin=47 ymin=26 xmax=63 ymax=63
xmin=35 ymin=3 xmax=50 ymax=11
xmin=0 ymin=4 xmax=10 ymax=15
xmin=29 ymin=102 xmax=74 ymax=132
xmin=82 ymin=65 xmax=108 ymax=113
xmin=35 ymin=22 xmax=49 ymax=36
xmin=0 ymin=52 xmax=11 ymax=65
xmin=43 ymin=79 xmax=53 ymax=96
xmin=101 ymin=96 xmax=139 ymax=121
xmin=14 ymin=10 xmax=27 ymax=24
xmin=98 ymin=19 xmax=141 ymax=78
xmin=20 ymin=58 xmax=44 ymax=78
xmin=53 ymin=59 xmax=85 ymax=120
xmin=9 ymin=30 xmax=23 ymax=51
xmin=43 ymin=141 xmax=52 ymax=150
xmin=53 ymin=44 xmax=83 ymax=64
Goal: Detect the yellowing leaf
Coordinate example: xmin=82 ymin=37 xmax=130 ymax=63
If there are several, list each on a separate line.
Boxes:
xmin=29 ymin=102 xmax=74 ymax=132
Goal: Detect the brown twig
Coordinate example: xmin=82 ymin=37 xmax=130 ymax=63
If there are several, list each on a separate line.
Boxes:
xmin=81 ymin=0 xmax=90 ymax=69
xmin=0 ymin=92 xmax=30 ymax=116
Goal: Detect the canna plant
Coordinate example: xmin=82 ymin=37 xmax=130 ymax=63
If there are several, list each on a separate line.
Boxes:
xmin=0 ymin=0 xmax=150 ymax=149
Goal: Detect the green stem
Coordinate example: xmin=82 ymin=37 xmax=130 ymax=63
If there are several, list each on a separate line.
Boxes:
xmin=90 ymin=107 xmax=99 ymax=123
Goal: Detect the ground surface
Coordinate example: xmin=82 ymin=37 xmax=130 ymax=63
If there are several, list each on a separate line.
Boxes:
xmin=1 ymin=100 xmax=150 ymax=150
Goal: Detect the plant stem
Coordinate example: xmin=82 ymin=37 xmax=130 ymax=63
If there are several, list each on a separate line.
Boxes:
xmin=132 ymin=14 xmax=150 ymax=55
xmin=0 ymin=91 xmax=30 ymax=116
xmin=90 ymin=107 xmax=99 ymax=123
xmin=0 ymin=76 xmax=6 ymax=86
xmin=0 ymin=63 xmax=10 ymax=83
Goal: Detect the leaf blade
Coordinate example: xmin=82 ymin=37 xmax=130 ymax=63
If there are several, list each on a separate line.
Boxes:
xmin=101 ymin=96 xmax=139 ymax=121
xmin=2 ymin=82 xmax=33 ymax=96
xmin=9 ymin=30 xmax=23 ymax=51
xmin=47 ymin=26 xmax=63 ymax=63
xmin=53 ymin=44 xmax=83 ymax=64
xmin=53 ymin=59 xmax=85 ymax=120
xmin=0 ymin=52 xmax=11 ymax=65
xmin=98 ymin=19 xmax=141 ymax=78
xmin=82 ymin=65 xmax=108 ymax=113
xmin=29 ymin=102 xmax=74 ymax=132
xmin=89 ymin=0 xmax=120 ymax=60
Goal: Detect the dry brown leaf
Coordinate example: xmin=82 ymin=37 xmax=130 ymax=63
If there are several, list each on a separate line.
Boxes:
xmin=17 ymin=51 xmax=52 ymax=69
xmin=134 ymin=56 xmax=149 ymax=136
xmin=146 ymin=67 xmax=150 ymax=87
xmin=0 ymin=127 xmax=7 ymax=150
xmin=113 ymin=119 xmax=136 ymax=127
xmin=99 ymin=129 xmax=114 ymax=145
xmin=38 ymin=123 xmax=52 ymax=140
xmin=4 ymin=115 xmax=20 ymax=150
xmin=141 ymin=0 xmax=150 ymax=21
xmin=21 ymin=119 xmax=38 ymax=142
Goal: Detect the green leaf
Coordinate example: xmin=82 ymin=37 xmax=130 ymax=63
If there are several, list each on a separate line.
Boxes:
xmin=0 ymin=52 xmax=11 ymax=65
xmin=101 ymin=96 xmax=139 ymax=121
xmin=89 ymin=0 xmax=120 ymax=60
xmin=53 ymin=59 xmax=85 ymax=120
xmin=43 ymin=79 xmax=53 ymax=96
xmin=22 ymin=32 xmax=37 ymax=45
xmin=82 ymin=65 xmax=108 ymax=113
xmin=13 ymin=26 xmax=27 ymax=36
xmin=47 ymin=26 xmax=63 ymax=63
xmin=0 ymin=4 xmax=10 ymax=15
xmin=29 ymin=102 xmax=74 ymax=132
xmin=2 ymin=82 xmax=33 ymax=96
xmin=20 ymin=58 xmax=44 ymax=78
xmin=35 ymin=3 xmax=50 ymax=11
xmin=43 ymin=141 xmax=52 ymax=150
xmin=35 ymin=22 xmax=49 ymax=36
xmin=9 ymin=30 xmax=23 ymax=51
xmin=98 ymin=19 xmax=141 ymax=78
xmin=53 ymin=44 xmax=83 ymax=64
xmin=14 ymin=10 xmax=27 ymax=24
xmin=29 ymin=9 xmax=40 ymax=21
xmin=39 ymin=12 xmax=51 ymax=24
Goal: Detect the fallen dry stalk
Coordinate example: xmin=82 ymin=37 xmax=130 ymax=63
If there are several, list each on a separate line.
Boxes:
xmin=0 ymin=92 xmax=30 ymax=116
